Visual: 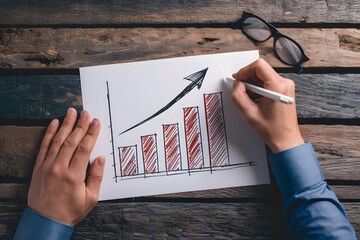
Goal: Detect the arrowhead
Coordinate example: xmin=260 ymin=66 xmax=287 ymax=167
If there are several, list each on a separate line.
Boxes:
xmin=183 ymin=67 xmax=208 ymax=89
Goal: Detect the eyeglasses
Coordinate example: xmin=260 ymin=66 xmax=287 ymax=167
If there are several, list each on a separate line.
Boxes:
xmin=235 ymin=12 xmax=310 ymax=73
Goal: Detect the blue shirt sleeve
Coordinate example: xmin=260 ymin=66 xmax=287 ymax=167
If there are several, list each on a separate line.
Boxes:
xmin=13 ymin=207 xmax=74 ymax=240
xmin=268 ymin=142 xmax=356 ymax=239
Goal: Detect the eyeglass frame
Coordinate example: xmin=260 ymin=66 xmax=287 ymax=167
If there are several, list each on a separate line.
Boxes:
xmin=233 ymin=11 xmax=310 ymax=73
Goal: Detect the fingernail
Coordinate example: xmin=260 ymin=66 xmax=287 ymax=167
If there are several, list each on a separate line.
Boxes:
xmin=90 ymin=118 xmax=99 ymax=128
xmin=50 ymin=119 xmax=58 ymax=126
xmin=98 ymin=157 xmax=106 ymax=167
xmin=67 ymin=108 xmax=75 ymax=116
xmin=80 ymin=110 xmax=87 ymax=120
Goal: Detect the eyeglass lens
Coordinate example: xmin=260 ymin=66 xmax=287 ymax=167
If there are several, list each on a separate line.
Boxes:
xmin=242 ymin=17 xmax=271 ymax=42
xmin=275 ymin=37 xmax=302 ymax=65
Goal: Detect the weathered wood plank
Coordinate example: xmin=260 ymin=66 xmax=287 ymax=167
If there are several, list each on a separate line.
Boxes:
xmin=0 ymin=75 xmax=82 ymax=119
xmin=0 ymin=202 xmax=277 ymax=239
xmin=1 ymin=202 xmax=359 ymax=239
xmin=0 ymin=1 xmax=359 ymax=25
xmin=1 ymin=125 xmax=359 ymax=180
xmin=284 ymin=73 xmax=360 ymax=119
xmin=1 ymin=183 xmax=359 ymax=201
xmin=1 ymin=28 xmax=359 ymax=69
xmin=0 ymin=74 xmax=359 ymax=119
xmin=300 ymin=125 xmax=360 ymax=180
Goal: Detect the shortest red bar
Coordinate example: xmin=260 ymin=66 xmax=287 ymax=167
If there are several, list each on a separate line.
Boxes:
xmin=119 ymin=145 xmax=138 ymax=177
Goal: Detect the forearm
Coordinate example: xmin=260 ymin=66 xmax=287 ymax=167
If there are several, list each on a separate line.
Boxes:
xmin=13 ymin=207 xmax=74 ymax=240
xmin=268 ymin=143 xmax=356 ymax=239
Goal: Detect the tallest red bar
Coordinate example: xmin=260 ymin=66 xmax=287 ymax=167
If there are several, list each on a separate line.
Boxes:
xmin=183 ymin=107 xmax=204 ymax=170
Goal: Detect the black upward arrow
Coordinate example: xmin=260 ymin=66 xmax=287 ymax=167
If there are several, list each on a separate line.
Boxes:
xmin=119 ymin=67 xmax=209 ymax=135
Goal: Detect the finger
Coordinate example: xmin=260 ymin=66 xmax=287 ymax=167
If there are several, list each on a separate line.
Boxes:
xmin=45 ymin=108 xmax=77 ymax=165
xmin=231 ymin=81 xmax=260 ymax=122
xmin=232 ymin=58 xmax=280 ymax=84
xmin=86 ymin=156 xmax=105 ymax=207
xmin=55 ymin=110 xmax=91 ymax=167
xmin=70 ymin=118 xmax=101 ymax=174
xmin=35 ymin=119 xmax=60 ymax=169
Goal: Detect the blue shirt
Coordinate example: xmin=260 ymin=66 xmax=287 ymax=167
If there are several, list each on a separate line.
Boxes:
xmin=268 ymin=143 xmax=356 ymax=239
xmin=14 ymin=143 xmax=356 ymax=239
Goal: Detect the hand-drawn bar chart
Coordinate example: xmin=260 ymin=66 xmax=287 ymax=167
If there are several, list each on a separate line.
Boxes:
xmin=106 ymin=67 xmax=256 ymax=181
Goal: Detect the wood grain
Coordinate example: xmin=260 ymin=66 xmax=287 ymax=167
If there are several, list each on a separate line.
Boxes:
xmin=0 ymin=75 xmax=82 ymax=119
xmin=0 ymin=1 xmax=359 ymax=239
xmin=0 ymin=74 xmax=359 ymax=119
xmin=1 ymin=201 xmax=359 ymax=239
xmin=1 ymin=28 xmax=359 ymax=69
xmin=1 ymin=183 xmax=359 ymax=201
xmin=0 ymin=0 xmax=359 ymax=25
xmin=1 ymin=125 xmax=359 ymax=180
xmin=300 ymin=125 xmax=360 ymax=180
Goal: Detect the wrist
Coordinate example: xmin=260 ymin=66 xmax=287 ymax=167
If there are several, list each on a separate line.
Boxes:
xmin=28 ymin=203 xmax=75 ymax=227
xmin=14 ymin=207 xmax=74 ymax=240
xmin=268 ymin=135 xmax=305 ymax=153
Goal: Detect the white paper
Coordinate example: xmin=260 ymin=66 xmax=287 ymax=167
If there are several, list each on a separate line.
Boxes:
xmin=80 ymin=50 xmax=269 ymax=200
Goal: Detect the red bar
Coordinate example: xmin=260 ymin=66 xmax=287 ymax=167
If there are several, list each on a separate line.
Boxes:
xmin=183 ymin=107 xmax=204 ymax=170
xmin=163 ymin=124 xmax=181 ymax=172
xmin=141 ymin=134 xmax=159 ymax=174
xmin=204 ymin=93 xmax=229 ymax=167
xmin=119 ymin=145 xmax=138 ymax=177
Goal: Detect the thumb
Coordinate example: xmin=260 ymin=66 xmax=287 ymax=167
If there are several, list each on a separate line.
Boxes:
xmin=86 ymin=156 xmax=105 ymax=203
xmin=231 ymin=81 xmax=259 ymax=122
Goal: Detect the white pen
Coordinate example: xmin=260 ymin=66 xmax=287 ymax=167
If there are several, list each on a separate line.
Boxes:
xmin=225 ymin=77 xmax=294 ymax=104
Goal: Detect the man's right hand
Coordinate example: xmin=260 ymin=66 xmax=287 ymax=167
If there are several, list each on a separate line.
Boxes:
xmin=231 ymin=58 xmax=304 ymax=153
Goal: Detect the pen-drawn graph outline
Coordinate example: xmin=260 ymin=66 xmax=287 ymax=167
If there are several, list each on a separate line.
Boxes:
xmin=106 ymin=81 xmax=118 ymax=182
xmin=105 ymin=67 xmax=257 ymax=182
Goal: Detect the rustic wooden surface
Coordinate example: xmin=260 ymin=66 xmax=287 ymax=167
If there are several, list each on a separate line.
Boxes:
xmin=0 ymin=1 xmax=359 ymax=239
xmin=1 ymin=28 xmax=360 ymax=68
xmin=0 ymin=1 xmax=359 ymax=25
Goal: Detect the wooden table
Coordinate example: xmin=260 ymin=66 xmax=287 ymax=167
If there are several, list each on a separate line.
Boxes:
xmin=1 ymin=1 xmax=359 ymax=239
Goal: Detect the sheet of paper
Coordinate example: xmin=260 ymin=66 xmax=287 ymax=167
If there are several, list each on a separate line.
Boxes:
xmin=80 ymin=50 xmax=269 ymax=200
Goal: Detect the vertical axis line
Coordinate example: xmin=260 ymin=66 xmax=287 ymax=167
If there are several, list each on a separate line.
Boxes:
xmin=106 ymin=81 xmax=118 ymax=183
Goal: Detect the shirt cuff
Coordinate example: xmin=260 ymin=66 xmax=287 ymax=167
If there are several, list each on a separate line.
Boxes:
xmin=267 ymin=142 xmax=324 ymax=200
xmin=13 ymin=207 xmax=74 ymax=240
